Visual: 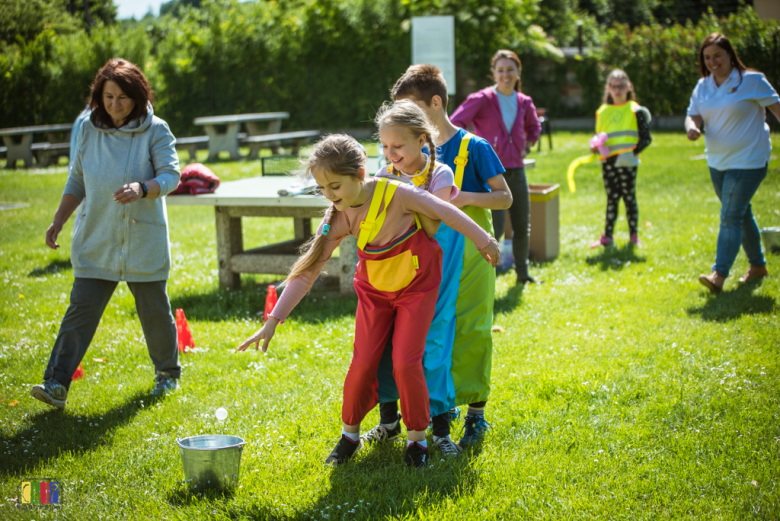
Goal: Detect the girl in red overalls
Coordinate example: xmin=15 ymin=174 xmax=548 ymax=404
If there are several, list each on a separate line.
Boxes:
xmin=237 ymin=134 xmax=499 ymax=468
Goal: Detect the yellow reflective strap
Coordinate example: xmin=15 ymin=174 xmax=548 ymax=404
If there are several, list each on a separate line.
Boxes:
xmin=413 ymin=255 xmax=419 ymax=269
xmin=358 ymin=178 xmax=389 ymax=250
xmin=454 ymin=133 xmax=473 ymax=189
xmin=413 ymin=212 xmax=422 ymax=230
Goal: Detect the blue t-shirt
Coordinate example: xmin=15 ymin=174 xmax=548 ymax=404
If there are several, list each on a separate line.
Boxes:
xmin=435 ymin=128 xmax=505 ymax=193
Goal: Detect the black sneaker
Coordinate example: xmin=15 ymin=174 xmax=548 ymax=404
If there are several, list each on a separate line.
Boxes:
xmin=324 ymin=436 xmax=362 ymax=467
xmin=404 ymin=442 xmax=429 ymax=468
xmin=361 ymin=413 xmax=403 ymax=445
xmin=433 ymin=436 xmax=463 ymax=457
xmin=30 ymin=379 xmax=68 ymax=409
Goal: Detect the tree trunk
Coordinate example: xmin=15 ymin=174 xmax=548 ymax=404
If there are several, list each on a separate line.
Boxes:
xmin=84 ymin=0 xmax=94 ymax=35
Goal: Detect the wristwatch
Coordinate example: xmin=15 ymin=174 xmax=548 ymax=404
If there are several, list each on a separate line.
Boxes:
xmin=140 ymin=182 xmax=148 ymax=198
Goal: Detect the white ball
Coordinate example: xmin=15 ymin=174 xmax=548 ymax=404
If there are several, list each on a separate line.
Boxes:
xmin=215 ymin=407 xmax=228 ymax=421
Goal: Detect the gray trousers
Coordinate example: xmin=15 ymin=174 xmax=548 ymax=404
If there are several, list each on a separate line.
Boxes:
xmin=44 ymin=278 xmax=180 ymax=389
xmin=491 ymin=167 xmax=530 ymax=279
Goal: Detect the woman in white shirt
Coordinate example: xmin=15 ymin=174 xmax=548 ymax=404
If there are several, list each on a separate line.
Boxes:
xmin=686 ymin=33 xmax=780 ymax=293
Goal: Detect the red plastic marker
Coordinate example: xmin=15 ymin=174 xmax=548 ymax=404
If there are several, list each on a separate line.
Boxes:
xmin=72 ymin=363 xmax=84 ymax=380
xmin=175 ymin=309 xmax=195 ymax=352
xmin=264 ymin=285 xmax=278 ymax=322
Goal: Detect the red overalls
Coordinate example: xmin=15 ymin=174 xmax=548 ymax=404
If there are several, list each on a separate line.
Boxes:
xmin=341 ymin=179 xmax=443 ymax=432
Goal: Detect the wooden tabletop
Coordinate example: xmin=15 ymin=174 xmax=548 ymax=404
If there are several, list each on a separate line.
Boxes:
xmin=166 ymin=176 xmax=325 ymax=208
xmin=193 ymin=113 xmax=290 ymax=126
xmin=0 ymin=124 xmax=73 ymax=136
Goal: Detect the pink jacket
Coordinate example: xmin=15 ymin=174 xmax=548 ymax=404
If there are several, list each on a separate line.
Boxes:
xmin=451 ymin=87 xmax=541 ymax=169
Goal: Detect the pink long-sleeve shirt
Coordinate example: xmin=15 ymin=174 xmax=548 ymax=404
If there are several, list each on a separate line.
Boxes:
xmin=451 ymin=87 xmax=541 ymax=169
xmin=270 ymin=177 xmax=491 ymax=321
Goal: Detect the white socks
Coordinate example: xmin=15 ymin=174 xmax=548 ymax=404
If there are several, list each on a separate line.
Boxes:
xmin=341 ymin=429 xmax=359 ymax=442
xmin=382 ymin=418 xmax=400 ymax=430
xmin=407 ymin=439 xmax=428 ymax=448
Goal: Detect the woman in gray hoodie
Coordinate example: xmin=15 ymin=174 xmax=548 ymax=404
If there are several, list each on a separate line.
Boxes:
xmin=31 ymin=58 xmax=182 ymax=409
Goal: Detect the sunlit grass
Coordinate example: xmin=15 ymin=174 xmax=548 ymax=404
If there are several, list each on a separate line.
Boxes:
xmin=0 ymin=132 xmax=778 ymax=519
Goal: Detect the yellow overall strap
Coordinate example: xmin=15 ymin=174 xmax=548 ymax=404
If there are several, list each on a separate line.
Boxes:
xmin=358 ymin=178 xmax=399 ymax=251
xmin=453 ymin=133 xmax=473 ymax=189
xmin=385 ymin=161 xmax=431 ymax=188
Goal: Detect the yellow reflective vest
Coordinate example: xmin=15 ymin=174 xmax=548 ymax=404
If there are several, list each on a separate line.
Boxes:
xmin=595 ymin=101 xmax=641 ymax=161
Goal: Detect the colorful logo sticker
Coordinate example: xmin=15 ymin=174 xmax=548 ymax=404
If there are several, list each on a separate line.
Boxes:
xmin=19 ymin=480 xmax=60 ymax=507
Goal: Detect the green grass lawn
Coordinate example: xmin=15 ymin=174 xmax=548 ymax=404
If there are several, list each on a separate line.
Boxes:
xmin=1 ymin=132 xmax=778 ymax=520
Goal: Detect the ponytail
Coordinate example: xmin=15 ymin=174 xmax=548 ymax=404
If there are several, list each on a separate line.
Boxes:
xmin=281 ymin=134 xmax=366 ymax=286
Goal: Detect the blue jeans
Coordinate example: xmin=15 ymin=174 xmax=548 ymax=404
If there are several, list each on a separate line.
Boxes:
xmin=709 ymin=165 xmax=767 ymax=278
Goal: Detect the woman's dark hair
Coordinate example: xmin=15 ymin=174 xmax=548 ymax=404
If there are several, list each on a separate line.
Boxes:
xmin=88 ymin=58 xmax=154 ymax=128
xmin=491 ymin=50 xmax=522 ymax=92
xmin=698 ymin=33 xmax=749 ymax=79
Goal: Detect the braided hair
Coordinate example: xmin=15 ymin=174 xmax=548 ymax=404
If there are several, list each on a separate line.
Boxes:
xmin=374 ymin=100 xmax=439 ymax=192
xmin=283 ymin=134 xmax=366 ymax=285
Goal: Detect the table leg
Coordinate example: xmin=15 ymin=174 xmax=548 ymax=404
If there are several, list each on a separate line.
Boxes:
xmin=339 ymin=236 xmax=358 ymax=296
xmin=245 ymin=122 xmax=262 ymax=160
xmin=293 ymin=218 xmax=312 ymax=240
xmin=4 ymin=135 xmax=33 ymax=168
xmin=267 ymin=119 xmax=283 ymax=155
xmin=204 ymin=123 xmax=241 ymax=161
xmin=216 ymin=206 xmax=243 ymax=288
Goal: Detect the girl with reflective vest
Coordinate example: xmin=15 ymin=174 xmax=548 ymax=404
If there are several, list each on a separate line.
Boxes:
xmin=590 ymin=69 xmax=652 ymax=249
xmin=237 ymin=134 xmax=500 ymax=468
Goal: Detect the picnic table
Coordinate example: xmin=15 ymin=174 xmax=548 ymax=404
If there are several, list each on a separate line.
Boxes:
xmin=0 ymin=124 xmax=73 ymax=168
xmin=166 ymin=176 xmax=359 ymax=295
xmin=192 ymin=113 xmax=290 ymax=161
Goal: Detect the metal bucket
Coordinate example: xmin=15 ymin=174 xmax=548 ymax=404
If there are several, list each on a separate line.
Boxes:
xmin=176 ymin=435 xmax=246 ymax=490
xmin=761 ymin=227 xmax=780 ymax=253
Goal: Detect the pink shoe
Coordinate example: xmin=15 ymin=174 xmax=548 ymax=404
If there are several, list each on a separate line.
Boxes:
xmin=590 ymin=235 xmax=613 ymax=249
xmin=630 ymin=233 xmax=643 ymax=248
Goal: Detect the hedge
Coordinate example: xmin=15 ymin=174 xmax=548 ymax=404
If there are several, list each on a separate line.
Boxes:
xmin=0 ymin=3 xmax=777 ymax=136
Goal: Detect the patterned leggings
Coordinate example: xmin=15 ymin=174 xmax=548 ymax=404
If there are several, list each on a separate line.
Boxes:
xmin=602 ymin=163 xmax=638 ymax=237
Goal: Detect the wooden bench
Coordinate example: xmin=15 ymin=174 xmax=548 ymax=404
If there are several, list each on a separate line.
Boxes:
xmin=175 ymin=133 xmax=251 ymax=161
xmin=240 ymin=130 xmax=321 ymax=159
xmin=31 ymin=142 xmax=70 ymax=167
xmin=0 ymin=123 xmax=72 ymax=168
xmin=193 ymin=112 xmax=289 ymax=161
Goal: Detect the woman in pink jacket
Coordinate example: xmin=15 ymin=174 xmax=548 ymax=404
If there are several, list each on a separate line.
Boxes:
xmin=451 ymin=50 xmax=541 ymax=284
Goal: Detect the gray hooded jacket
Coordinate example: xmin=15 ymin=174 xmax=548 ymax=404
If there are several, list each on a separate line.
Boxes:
xmin=64 ymin=105 xmax=181 ymax=282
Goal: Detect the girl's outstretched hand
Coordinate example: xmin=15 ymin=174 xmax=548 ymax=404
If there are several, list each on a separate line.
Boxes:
xmin=237 ymin=317 xmax=279 ymax=352
xmin=479 ymin=237 xmax=500 ymax=267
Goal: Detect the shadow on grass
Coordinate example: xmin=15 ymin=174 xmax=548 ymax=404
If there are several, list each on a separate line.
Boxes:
xmin=169 ymin=279 xmax=356 ymax=323
xmin=494 ymin=282 xmax=526 ymax=315
xmin=585 ymin=243 xmax=646 ymax=271
xmin=0 ymin=390 xmax=158 ymax=477
xmin=686 ymin=279 xmax=776 ymax=322
xmin=167 ymin=482 xmax=236 ymax=506
xmin=28 ymin=259 xmax=72 ymax=277
xmin=219 ymin=442 xmax=482 ymax=520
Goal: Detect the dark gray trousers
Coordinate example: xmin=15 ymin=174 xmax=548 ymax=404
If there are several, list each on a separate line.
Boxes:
xmin=44 ymin=278 xmax=180 ymax=389
xmin=491 ymin=167 xmax=530 ymax=278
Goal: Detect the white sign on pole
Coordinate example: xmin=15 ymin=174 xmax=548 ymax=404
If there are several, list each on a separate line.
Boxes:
xmin=411 ymin=16 xmax=456 ymax=95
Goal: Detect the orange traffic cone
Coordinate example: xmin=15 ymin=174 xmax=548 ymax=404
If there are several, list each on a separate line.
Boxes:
xmin=264 ymin=285 xmax=278 ymax=322
xmin=72 ymin=363 xmax=84 ymax=380
xmin=175 ymin=309 xmax=195 ymax=352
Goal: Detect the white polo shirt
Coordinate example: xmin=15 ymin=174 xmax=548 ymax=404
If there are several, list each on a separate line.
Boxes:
xmin=687 ymin=69 xmax=779 ymax=170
